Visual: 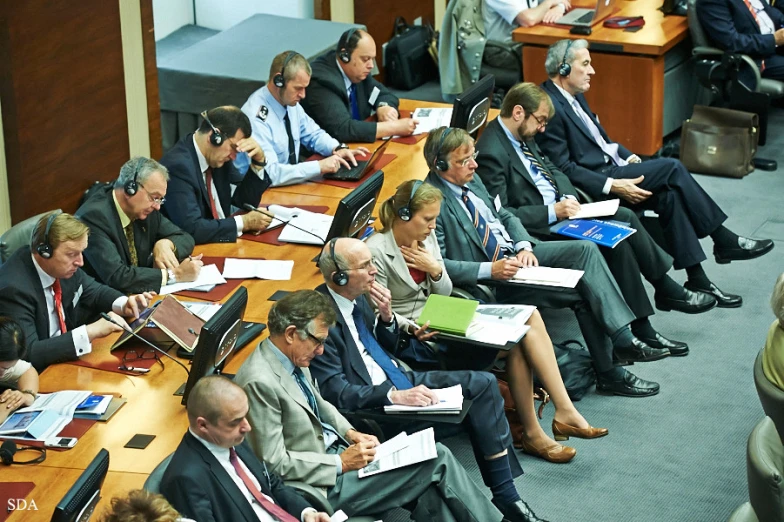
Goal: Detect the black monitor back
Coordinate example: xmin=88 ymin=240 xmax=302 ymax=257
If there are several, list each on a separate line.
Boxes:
xmin=51 ymin=448 xmax=109 ymax=522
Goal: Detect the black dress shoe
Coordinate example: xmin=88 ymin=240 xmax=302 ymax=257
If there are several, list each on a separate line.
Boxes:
xmin=684 ymin=281 xmax=743 ymax=308
xmin=654 ymin=288 xmax=717 ymax=314
xmin=614 ymin=337 xmax=670 ymax=363
xmin=596 ymin=370 xmax=660 ymax=397
xmin=637 ymin=332 xmax=689 ymax=357
xmin=493 ymin=499 xmax=549 ymax=522
xmin=714 ymin=236 xmax=774 ymax=264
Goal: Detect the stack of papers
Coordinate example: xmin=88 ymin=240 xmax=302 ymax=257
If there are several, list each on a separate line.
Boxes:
xmin=410 ymin=108 xmax=453 ymax=135
xmin=511 ymin=266 xmax=584 ymax=288
xmin=384 ymin=385 xmax=463 ymax=414
xmin=358 ymin=427 xmax=438 ymax=478
xmin=222 ymin=258 xmax=294 ymax=280
xmin=568 ymin=199 xmax=620 ymax=220
xmin=463 ymin=304 xmax=535 ymax=346
xmin=277 ymin=211 xmax=333 ymax=245
xmin=263 ymin=205 xmax=305 ymax=230
xmin=183 ymin=301 xmax=222 ymax=322
xmin=159 ymin=264 xmax=226 ymax=295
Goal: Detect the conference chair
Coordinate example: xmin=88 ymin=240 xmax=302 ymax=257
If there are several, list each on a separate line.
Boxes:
xmin=0 ymin=209 xmax=59 ymax=265
xmin=754 ymin=350 xmax=784 ymax=443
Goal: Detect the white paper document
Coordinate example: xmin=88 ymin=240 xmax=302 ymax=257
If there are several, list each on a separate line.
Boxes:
xmin=182 ymin=301 xmax=222 ymax=322
xmin=511 ymin=266 xmax=584 ymax=288
xmin=358 ymin=427 xmax=438 ymax=478
xmin=410 ymin=107 xmax=453 ymax=135
xmin=384 ymin=385 xmax=463 ymax=414
xmin=462 ymin=304 xmax=536 ymax=346
xmin=158 ymin=264 xmax=226 ymax=295
xmin=277 ymin=211 xmax=333 ymax=245
xmin=569 ymin=199 xmax=620 ymax=220
xmin=0 ymin=390 xmax=91 ymax=442
xmin=222 ymin=258 xmax=294 ymax=280
xmin=263 ymin=205 xmax=317 ymax=230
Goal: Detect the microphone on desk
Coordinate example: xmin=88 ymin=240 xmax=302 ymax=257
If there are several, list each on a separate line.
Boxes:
xmin=241 ymin=203 xmax=326 ymax=244
xmin=100 ymin=313 xmax=190 ymax=376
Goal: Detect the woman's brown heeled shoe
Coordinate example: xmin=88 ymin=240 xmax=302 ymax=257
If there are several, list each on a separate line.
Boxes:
xmin=552 ymin=419 xmax=609 ymax=441
xmin=518 ymin=437 xmax=577 ymax=464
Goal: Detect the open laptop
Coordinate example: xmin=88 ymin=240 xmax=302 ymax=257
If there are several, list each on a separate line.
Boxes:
xmin=323 ymin=139 xmax=391 ymax=181
xmin=557 ymin=0 xmax=616 ymax=27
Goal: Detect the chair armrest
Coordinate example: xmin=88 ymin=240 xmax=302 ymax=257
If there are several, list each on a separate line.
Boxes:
xmin=451 ymin=285 xmax=496 ymax=303
xmin=692 ymin=45 xmax=724 ymax=56
xmin=285 ymin=481 xmax=334 ymax=515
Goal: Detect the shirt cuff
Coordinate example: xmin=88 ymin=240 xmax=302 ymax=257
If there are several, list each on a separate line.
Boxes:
xmin=514 ymin=241 xmax=533 ymax=252
xmin=161 ymin=269 xmax=167 ymax=287
xmin=547 ymin=204 xmax=557 ymax=224
xmin=234 ymin=215 xmax=244 ymax=237
xmin=386 ymin=386 xmax=397 ymax=405
xmin=72 ymin=325 xmax=92 ymax=356
xmin=112 ymin=296 xmax=129 ymax=315
xmin=335 ymin=455 xmax=343 ymax=476
xmin=302 ymin=507 xmax=319 ymax=521
xmin=602 ymin=178 xmax=614 ymax=195
xmin=478 ymin=262 xmax=493 ymax=280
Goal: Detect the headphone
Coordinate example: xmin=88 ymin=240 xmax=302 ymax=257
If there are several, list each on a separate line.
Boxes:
xmin=201 ymin=110 xmax=224 ymax=146
xmin=338 ymin=28 xmax=359 ymax=63
xmin=123 ymin=157 xmax=145 ymax=197
xmin=396 ymin=180 xmax=424 ymax=221
xmin=0 ymin=440 xmax=47 ymax=466
xmin=35 ymin=210 xmax=61 ymax=259
xmin=328 ymin=237 xmax=349 ymax=286
xmin=273 ymin=51 xmax=298 ymax=89
xmin=433 ymin=128 xmax=454 ymax=172
xmin=558 ymin=40 xmax=574 ymax=77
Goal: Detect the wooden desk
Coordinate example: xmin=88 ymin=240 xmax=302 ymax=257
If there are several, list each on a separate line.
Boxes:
xmin=512 ymin=0 xmax=691 ymax=155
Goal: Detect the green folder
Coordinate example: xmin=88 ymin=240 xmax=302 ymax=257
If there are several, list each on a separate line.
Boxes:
xmin=416 ymin=294 xmax=478 ymax=336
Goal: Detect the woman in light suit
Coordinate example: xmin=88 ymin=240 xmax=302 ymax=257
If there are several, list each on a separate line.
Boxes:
xmin=367 ymin=180 xmax=606 ymax=463
xmin=762 ymin=274 xmax=784 ymax=391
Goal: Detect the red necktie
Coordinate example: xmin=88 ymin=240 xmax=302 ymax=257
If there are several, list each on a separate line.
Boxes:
xmin=741 ymin=0 xmax=766 ymax=71
xmin=52 ymin=279 xmax=67 ymax=334
xmin=204 ymin=168 xmax=220 ymax=219
xmin=228 ymin=448 xmax=298 ymax=522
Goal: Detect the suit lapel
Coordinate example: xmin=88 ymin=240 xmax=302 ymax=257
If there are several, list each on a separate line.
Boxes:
xmin=21 ymin=252 xmax=52 ymax=338
xmin=322 ymin=290 xmax=375 ymax=385
xmin=260 ymin=340 xmax=321 ymax=421
xmin=545 ymin=80 xmax=597 ymax=146
xmin=380 ymin=230 xmax=420 ymax=292
xmin=489 ymin=119 xmax=541 ymax=194
xmin=107 ymin=195 xmax=132 ymax=263
xmin=186 ymin=135 xmax=214 ymax=212
xmin=426 ymin=172 xmax=487 ymax=253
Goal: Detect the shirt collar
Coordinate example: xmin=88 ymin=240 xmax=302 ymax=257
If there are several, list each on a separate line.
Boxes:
xmin=111 ymin=189 xmax=132 ymax=229
xmin=263 ymin=84 xmax=289 ymax=121
xmin=336 ymin=58 xmax=352 ymax=92
xmin=553 ymin=82 xmax=577 ymax=106
xmin=192 ymin=134 xmax=210 ymax=175
xmin=189 ymin=427 xmax=231 ymax=461
xmin=499 ymin=118 xmax=523 ymax=148
xmin=31 ymin=253 xmax=55 ymax=289
xmin=266 ymin=339 xmax=297 ymax=375
xmin=327 ymin=286 xmax=356 ymax=318
xmin=440 ymin=177 xmax=466 ymax=199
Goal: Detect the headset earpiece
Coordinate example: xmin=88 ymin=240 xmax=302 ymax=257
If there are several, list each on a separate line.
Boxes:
xmin=433 ymin=128 xmax=454 ymax=172
xmin=558 ymin=40 xmax=574 ymax=77
xmin=397 ymin=180 xmax=423 ymax=221
xmin=201 ymin=110 xmax=224 ymax=146
xmin=123 ymin=157 xmax=144 ymax=197
xmin=273 ymin=51 xmax=297 ymax=89
xmin=35 ymin=210 xmax=61 ymax=259
xmin=338 ymin=28 xmax=358 ymax=64
xmin=329 ymin=238 xmax=349 ymax=286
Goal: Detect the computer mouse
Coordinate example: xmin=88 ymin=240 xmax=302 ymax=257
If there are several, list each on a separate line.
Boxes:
xmin=570 ymin=26 xmax=592 ymax=35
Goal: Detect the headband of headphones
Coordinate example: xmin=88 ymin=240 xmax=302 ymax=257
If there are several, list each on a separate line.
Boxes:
xmin=338 ymin=28 xmax=360 ymax=63
xmin=273 ymin=51 xmax=298 ymax=88
xmin=558 ymin=40 xmax=575 ymax=77
xmin=396 ymin=180 xmax=424 ymax=221
xmin=35 ymin=210 xmax=62 ymax=259
xmin=432 ymin=128 xmax=454 ymax=172
xmin=328 ymin=237 xmax=349 ymax=286
xmin=201 ymin=110 xmax=224 ymax=146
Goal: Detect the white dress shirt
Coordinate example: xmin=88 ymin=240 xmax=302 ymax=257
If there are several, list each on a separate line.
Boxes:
xmin=192 ymin=134 xmax=244 ymax=237
xmin=483 ymin=0 xmax=539 ymax=43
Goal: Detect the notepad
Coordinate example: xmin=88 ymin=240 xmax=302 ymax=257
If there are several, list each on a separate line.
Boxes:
xmin=568 ymin=199 xmax=620 ymax=219
xmin=416 ymin=294 xmax=478 ymax=336
xmin=511 ymin=266 xmax=584 ymax=288
xmin=222 ymin=258 xmax=294 ymax=280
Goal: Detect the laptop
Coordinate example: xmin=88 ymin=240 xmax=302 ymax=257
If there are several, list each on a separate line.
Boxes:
xmin=323 ymin=139 xmax=391 ymax=181
xmin=557 ymin=0 xmax=616 ymax=27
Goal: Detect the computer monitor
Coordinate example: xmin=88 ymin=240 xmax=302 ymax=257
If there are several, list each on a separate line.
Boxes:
xmin=50 ymin=448 xmax=109 ymax=522
xmin=180 ymin=286 xmax=248 ymax=405
xmin=450 ymin=74 xmax=495 ymax=136
xmin=325 ymin=169 xmax=385 ymax=241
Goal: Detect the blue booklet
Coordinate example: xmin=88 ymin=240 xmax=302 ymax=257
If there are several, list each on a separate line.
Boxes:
xmin=550 ymin=218 xmax=636 ymax=248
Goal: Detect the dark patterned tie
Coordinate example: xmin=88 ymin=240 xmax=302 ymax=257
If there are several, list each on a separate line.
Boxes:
xmin=521 ymin=142 xmax=561 ymax=200
xmin=283 ymin=112 xmax=297 ymax=165
xmin=352 ymin=305 xmax=412 ymax=390
xmin=124 ymin=223 xmax=138 ymax=266
xmin=460 ymin=187 xmax=502 ymax=262
xmin=349 ymin=84 xmax=360 ymax=120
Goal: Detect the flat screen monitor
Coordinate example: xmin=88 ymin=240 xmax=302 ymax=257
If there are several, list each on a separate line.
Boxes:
xmin=325 ymin=169 xmax=385 ymax=241
xmin=180 ymin=286 xmax=248 ymax=405
xmin=50 ymin=448 xmax=109 ymax=522
xmin=450 ymin=74 xmax=495 ymax=136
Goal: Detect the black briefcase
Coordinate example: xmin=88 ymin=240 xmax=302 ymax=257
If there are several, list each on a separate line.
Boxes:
xmin=385 ymin=17 xmax=437 ymax=90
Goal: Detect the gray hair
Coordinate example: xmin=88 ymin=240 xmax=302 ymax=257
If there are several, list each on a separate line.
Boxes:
xmin=318 ymin=242 xmax=350 ymax=281
xmin=114 ymin=156 xmax=169 ymax=189
xmin=772 ymin=274 xmax=784 ymax=324
xmin=544 ymin=39 xmax=589 ymax=77
xmin=267 ymin=290 xmax=336 ymax=338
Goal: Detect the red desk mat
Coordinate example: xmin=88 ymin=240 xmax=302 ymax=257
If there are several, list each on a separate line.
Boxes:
xmin=0 ymin=418 xmax=96 ymax=450
xmin=1 ymin=483 xmax=35 ymax=522
xmin=310 ymin=153 xmax=397 ymax=189
xmin=66 ymin=345 xmax=159 ymax=376
xmin=174 ymin=256 xmax=243 ymax=301
xmin=239 ymin=205 xmax=330 ymax=245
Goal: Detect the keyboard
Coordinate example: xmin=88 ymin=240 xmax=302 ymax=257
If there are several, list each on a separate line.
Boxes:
xmin=324 ymin=159 xmax=370 ymax=181
xmin=574 ymin=10 xmax=595 ymax=24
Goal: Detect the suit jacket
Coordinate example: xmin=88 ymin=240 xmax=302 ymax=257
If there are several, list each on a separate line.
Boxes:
xmin=424 ymin=170 xmax=536 ymax=287
xmin=697 ymin=0 xmax=784 ymax=64
xmin=537 ymin=79 xmax=633 ymax=199
xmin=301 ymin=50 xmax=399 ymax=143
xmin=0 ymin=247 xmax=122 ymax=371
xmin=75 ymin=185 xmax=194 ymax=294
xmin=160 ymin=431 xmax=312 ymax=522
xmin=160 ymin=133 xmax=271 ymax=244
xmin=476 ymin=118 xmax=579 ymax=237
xmin=233 ymin=339 xmax=354 ymax=493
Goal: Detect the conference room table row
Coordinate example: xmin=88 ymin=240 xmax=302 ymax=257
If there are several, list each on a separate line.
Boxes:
xmin=3 ymin=100 xmax=453 ymax=521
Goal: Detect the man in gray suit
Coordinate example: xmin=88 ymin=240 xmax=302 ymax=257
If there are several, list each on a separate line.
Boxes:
xmin=233 ymin=290 xmax=506 ymax=522
xmin=424 ymin=126 xmax=662 ymax=398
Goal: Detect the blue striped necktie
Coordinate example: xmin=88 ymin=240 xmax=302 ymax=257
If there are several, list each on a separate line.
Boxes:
xmin=460 ymin=187 xmax=502 ymax=262
xmin=521 ymin=142 xmax=561 ymax=200
xmin=352 ymin=305 xmax=412 ymax=390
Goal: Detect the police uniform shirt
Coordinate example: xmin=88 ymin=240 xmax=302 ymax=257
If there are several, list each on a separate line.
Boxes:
xmin=241 ymin=85 xmax=340 ymax=187
xmin=483 ymin=0 xmax=539 ymax=43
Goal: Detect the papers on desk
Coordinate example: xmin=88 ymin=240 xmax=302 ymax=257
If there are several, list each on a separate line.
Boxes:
xmin=277 ymin=211 xmax=333 ymax=245
xmin=463 ymin=304 xmax=535 ymax=346
xmin=384 ymin=385 xmax=463 ymax=414
xmin=409 ymin=107 xmax=453 ymax=135
xmin=510 ymin=266 xmax=584 ymax=288
xmin=0 ymin=390 xmax=91 ymax=442
xmin=158 ymin=264 xmax=226 ymax=295
xmin=182 ymin=301 xmax=222 ymax=322
xmin=569 ymin=198 xmax=620 ymax=220
xmin=223 ymin=258 xmax=294 ymax=280
xmin=358 ymin=427 xmax=438 ymax=478
xmin=263 ymin=205 xmax=306 ymax=230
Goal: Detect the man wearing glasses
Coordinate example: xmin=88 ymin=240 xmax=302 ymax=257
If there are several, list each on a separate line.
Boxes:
xmin=160 ymin=106 xmax=273 ymax=244
xmin=76 ymin=157 xmax=202 ymax=294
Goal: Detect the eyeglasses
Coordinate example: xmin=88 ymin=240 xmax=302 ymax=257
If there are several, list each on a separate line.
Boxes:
xmin=305 ymin=331 xmax=327 ymax=348
xmin=120 ymin=349 xmax=163 ymax=371
xmin=531 ymin=114 xmax=548 ymax=129
xmin=346 ymin=257 xmax=376 ymax=271
xmin=455 ymin=151 xmax=479 ymax=167
xmin=138 ymin=183 xmax=166 ymax=206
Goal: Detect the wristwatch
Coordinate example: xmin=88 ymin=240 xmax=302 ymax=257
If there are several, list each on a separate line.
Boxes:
xmin=377 ymin=101 xmax=391 ymax=108
xmin=251 ymin=158 xmax=267 ymax=167
xmin=167 ymin=269 xmax=177 ymax=284
xmin=334 ymin=143 xmax=349 ymax=153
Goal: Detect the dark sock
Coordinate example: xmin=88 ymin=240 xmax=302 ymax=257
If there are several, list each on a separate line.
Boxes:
xmin=481 ymin=453 xmax=520 ymax=506
xmin=610 ymin=326 xmax=634 ymax=347
xmin=651 ymin=274 xmax=687 ymax=299
xmin=686 ymin=263 xmax=711 ymax=289
xmin=631 ymin=318 xmax=658 ymax=340
xmin=599 ymin=366 xmax=625 ymax=381
xmin=710 ymin=225 xmax=739 ymax=248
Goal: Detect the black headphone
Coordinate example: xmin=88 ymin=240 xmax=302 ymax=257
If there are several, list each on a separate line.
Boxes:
xmin=0 ymin=440 xmax=46 ymax=466
xmin=558 ymin=40 xmax=574 ymax=77
xmin=338 ymin=28 xmax=359 ymax=63
xmin=201 ymin=110 xmax=224 ymax=146
xmin=396 ymin=180 xmax=424 ymax=221
xmin=328 ymin=237 xmax=349 ymax=286
xmin=35 ymin=210 xmax=61 ymax=259
xmin=433 ymin=128 xmax=454 ymax=172
xmin=273 ymin=51 xmax=298 ymax=88
xmin=123 ymin=157 xmax=145 ymax=196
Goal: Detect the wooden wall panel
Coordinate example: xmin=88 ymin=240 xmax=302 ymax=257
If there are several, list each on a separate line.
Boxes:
xmin=141 ymin=0 xmax=162 ymax=160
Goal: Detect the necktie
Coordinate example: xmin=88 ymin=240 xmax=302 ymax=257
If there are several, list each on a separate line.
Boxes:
xmin=52 ymin=279 xmax=67 ymax=334
xmin=520 ymin=142 xmax=562 ymax=200
xmin=283 ymin=112 xmax=297 ymax=165
xmin=124 ymin=223 xmax=138 ymax=266
xmin=228 ymin=448 xmax=298 ymax=522
xmin=351 ymin=305 xmax=412 ymax=390
xmin=460 ymin=187 xmax=502 ymax=262
xmin=348 ymin=84 xmax=360 ymax=120
xmin=569 ymin=99 xmax=626 ymax=167
xmin=293 ymin=368 xmax=319 ymax=416
xmin=204 ymin=168 xmax=220 ymax=219
xmin=741 ymin=0 xmax=767 ymax=71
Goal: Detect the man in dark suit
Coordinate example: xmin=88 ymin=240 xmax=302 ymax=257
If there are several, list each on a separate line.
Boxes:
xmin=0 ymin=212 xmax=152 ymax=371
xmin=160 ymin=374 xmax=329 ymax=522
xmin=476 ymin=83 xmax=718 ymax=355
xmin=697 ymin=0 xmax=784 ymax=82
xmin=537 ymin=39 xmax=774 ymax=308
xmin=301 ymin=29 xmax=417 ymax=142
xmin=424 ymin=126 xmax=664 ymax=398
xmin=76 ymin=157 xmax=202 ymax=294
xmin=160 ymin=106 xmax=273 ymax=244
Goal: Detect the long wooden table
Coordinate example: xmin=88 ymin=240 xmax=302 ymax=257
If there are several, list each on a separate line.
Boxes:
xmin=512 ymin=0 xmax=691 ymax=155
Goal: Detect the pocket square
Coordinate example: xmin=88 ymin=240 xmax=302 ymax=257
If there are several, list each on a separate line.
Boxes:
xmin=72 ymin=284 xmax=83 ymax=308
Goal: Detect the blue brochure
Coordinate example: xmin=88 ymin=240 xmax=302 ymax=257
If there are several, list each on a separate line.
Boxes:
xmin=550 ymin=218 xmax=636 ymax=248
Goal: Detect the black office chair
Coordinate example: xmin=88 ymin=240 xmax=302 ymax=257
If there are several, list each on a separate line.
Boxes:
xmin=0 ymin=209 xmax=60 ymax=265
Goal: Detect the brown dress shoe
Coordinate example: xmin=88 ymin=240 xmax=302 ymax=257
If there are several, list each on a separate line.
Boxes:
xmin=552 ymin=419 xmax=609 ymax=441
xmin=518 ymin=437 xmax=577 ymax=463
